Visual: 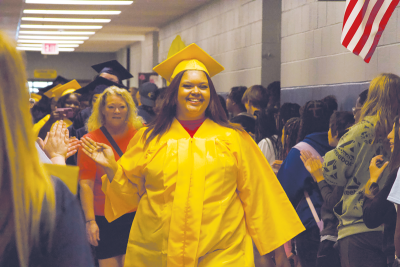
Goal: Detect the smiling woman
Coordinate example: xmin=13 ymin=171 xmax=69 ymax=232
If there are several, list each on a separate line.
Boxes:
xmin=101 ymin=95 xmax=129 ymax=129
xmin=77 ymin=86 xmax=142 ymax=267
xmin=81 ymin=43 xmax=305 ymax=267
xmin=176 ymin=70 xmax=210 ymax=121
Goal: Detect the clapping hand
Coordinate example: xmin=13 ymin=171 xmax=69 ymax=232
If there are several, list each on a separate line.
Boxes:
xmin=37 ymin=121 xmax=70 ymax=165
xmin=67 ymin=137 xmax=81 ymax=159
xmin=300 ymin=150 xmax=324 ymax=183
xmin=81 ymin=137 xmax=116 ymax=169
xmin=36 ymin=121 xmax=69 ymax=164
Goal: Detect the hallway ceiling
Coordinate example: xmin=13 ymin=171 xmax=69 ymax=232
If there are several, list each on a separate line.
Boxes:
xmin=0 ymin=0 xmax=212 ymax=52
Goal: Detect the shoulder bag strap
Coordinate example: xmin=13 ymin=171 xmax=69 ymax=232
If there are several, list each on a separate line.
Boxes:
xmin=304 ymin=191 xmax=321 ymax=222
xmin=100 ymin=126 xmax=124 ymax=157
xmin=294 ymin=142 xmax=323 ymax=224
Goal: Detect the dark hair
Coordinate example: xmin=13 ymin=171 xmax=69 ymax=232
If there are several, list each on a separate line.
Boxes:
xmin=266 ymin=81 xmax=281 ymax=107
xmin=322 ymin=95 xmax=338 ymax=118
xmin=243 ymin=85 xmax=279 ymax=153
xmin=254 ymin=108 xmax=278 ymax=142
xmin=358 ymin=89 xmax=368 ymax=106
xmin=141 ymin=105 xmax=156 ymax=116
xmin=254 ymin=108 xmax=279 ymax=157
xmin=218 ymin=95 xmax=229 ymax=118
xmin=30 ymin=95 xmax=52 ymax=123
xmin=297 ymin=100 xmax=330 ymax=143
xmin=329 ymin=111 xmax=355 ymax=139
xmin=88 ymin=91 xmax=96 ymax=108
xmin=155 ymin=87 xmax=166 ymax=99
xmin=153 ymin=87 xmax=167 ymax=115
xmin=57 ymin=93 xmax=81 ymax=109
xmin=129 ymin=87 xmax=139 ymax=107
xmin=228 ymin=86 xmax=247 ymax=111
xmin=143 ymin=70 xmax=242 ymax=147
xmin=79 ymin=92 xmax=91 ymax=102
xmin=95 ymin=73 xmax=121 ymax=85
xmin=389 ymin=116 xmax=400 ymax=173
xmin=278 ymin=102 xmax=300 ymax=132
xmin=282 ymin=117 xmax=301 ymax=159
xmin=267 ymin=81 xmax=280 ymax=96
xmin=241 ymin=85 xmax=269 ymax=109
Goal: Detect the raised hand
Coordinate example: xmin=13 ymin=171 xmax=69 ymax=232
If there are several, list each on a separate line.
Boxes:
xmin=300 ymin=150 xmax=324 ymax=182
xmin=44 ymin=121 xmax=69 ymax=160
xmin=81 ymin=137 xmax=116 ymax=169
xmin=36 ymin=133 xmax=48 ymax=151
xmin=66 ymin=137 xmax=81 ymax=159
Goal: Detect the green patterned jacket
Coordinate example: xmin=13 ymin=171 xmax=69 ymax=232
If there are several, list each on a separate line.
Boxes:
xmin=323 ymin=115 xmax=390 ymax=240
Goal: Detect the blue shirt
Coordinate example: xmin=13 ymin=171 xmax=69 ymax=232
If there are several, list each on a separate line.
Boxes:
xmin=277 ymin=132 xmax=331 ymax=230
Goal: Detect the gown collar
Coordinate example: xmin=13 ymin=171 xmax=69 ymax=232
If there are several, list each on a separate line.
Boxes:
xmin=169 ymin=117 xmax=214 ymax=138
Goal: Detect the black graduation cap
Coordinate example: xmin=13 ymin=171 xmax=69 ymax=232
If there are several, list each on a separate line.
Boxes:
xmin=91 ymin=60 xmax=133 ymax=82
xmin=75 ymin=76 xmax=128 ymax=96
xmin=39 ymin=76 xmax=71 ymax=93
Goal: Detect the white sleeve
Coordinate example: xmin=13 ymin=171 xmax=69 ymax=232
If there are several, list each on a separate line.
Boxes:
xmin=257 ymin=138 xmax=276 ymax=166
xmin=35 ymin=142 xmax=53 ymax=164
xmin=387 ymin=168 xmax=400 ymax=204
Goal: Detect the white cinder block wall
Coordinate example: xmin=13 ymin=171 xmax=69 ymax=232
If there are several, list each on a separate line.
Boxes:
xmin=25 ymin=51 xmax=116 ymax=81
xmin=116 ymin=46 xmax=129 ymax=86
xmin=116 ymin=32 xmax=156 ymax=88
xmin=129 ymin=42 xmax=142 ymax=88
xmin=141 ymin=32 xmax=156 ymax=74
xmin=158 ymin=0 xmax=263 ymax=92
xmin=281 ymin=0 xmax=400 ymax=88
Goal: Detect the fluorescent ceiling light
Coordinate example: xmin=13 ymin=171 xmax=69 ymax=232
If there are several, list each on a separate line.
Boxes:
xmin=20 ymin=24 xmax=103 ymax=29
xmin=23 ymin=10 xmax=121 ymax=15
xmin=18 ymin=43 xmax=79 ymax=47
xmin=19 ymin=35 xmax=89 ymax=40
xmin=21 ymin=17 xmax=111 ymax=23
xmin=25 ymin=0 xmax=133 ymax=5
xmin=17 ymin=47 xmax=75 ymax=52
xmin=19 ymin=30 xmax=95 ymax=35
xmin=18 ymin=40 xmax=84 ymax=44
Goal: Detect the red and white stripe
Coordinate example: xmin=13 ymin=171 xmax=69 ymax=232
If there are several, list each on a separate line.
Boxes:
xmin=341 ymin=0 xmax=399 ymax=63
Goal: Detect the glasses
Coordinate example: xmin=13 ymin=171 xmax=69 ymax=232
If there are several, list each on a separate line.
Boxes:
xmin=352 ymin=107 xmax=361 ymax=115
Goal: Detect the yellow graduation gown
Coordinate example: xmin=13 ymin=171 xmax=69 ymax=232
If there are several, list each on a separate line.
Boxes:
xmin=102 ymin=118 xmax=304 ymax=267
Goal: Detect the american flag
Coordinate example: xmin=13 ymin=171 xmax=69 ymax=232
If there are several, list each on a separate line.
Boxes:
xmin=341 ymin=0 xmax=400 ymax=63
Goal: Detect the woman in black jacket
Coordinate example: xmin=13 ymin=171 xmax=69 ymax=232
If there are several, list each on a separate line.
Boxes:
xmin=362 ymin=116 xmax=400 ymax=267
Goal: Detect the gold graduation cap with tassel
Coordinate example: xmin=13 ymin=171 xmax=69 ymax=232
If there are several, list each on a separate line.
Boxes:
xmin=43 ymin=84 xmax=63 ymax=99
xmin=44 ymin=80 xmax=81 ymax=101
xmin=54 ymin=79 xmax=81 ymax=98
xmin=153 ymin=43 xmax=224 ymax=82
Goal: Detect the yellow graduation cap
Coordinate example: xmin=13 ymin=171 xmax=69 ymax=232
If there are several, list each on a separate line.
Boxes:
xmin=30 ymin=93 xmax=42 ymax=102
xmin=153 ymin=43 xmax=224 ymax=82
xmin=43 ymin=84 xmax=63 ymax=99
xmin=51 ymin=79 xmax=81 ymax=101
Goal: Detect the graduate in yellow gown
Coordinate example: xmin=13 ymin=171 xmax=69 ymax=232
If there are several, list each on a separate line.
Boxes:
xmin=33 ymin=79 xmax=81 ymax=138
xmin=81 ymin=44 xmax=305 ymax=267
